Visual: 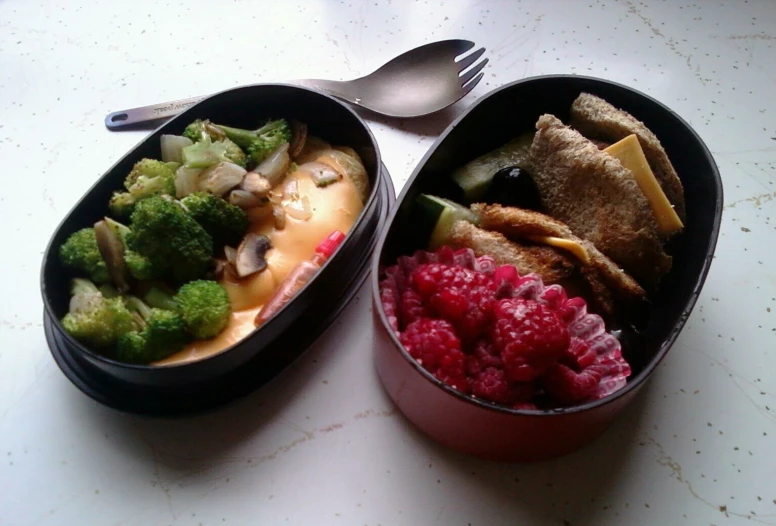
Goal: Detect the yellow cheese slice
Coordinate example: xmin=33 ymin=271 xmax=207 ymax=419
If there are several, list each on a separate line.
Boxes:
xmin=604 ymin=134 xmax=684 ymax=235
xmin=528 ymin=236 xmax=591 ymax=265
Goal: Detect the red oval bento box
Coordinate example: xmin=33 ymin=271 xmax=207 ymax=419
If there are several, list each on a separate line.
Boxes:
xmin=370 ymin=75 xmax=723 ymax=462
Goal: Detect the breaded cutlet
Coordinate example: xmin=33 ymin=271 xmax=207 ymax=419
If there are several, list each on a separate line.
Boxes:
xmin=569 ymin=92 xmax=686 ymax=221
xmin=472 ymin=203 xmax=646 ymax=306
xmin=529 ymin=114 xmax=672 ymax=286
xmin=448 ymin=220 xmax=575 ymax=284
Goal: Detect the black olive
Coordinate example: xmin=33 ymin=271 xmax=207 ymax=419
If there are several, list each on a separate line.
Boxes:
xmin=485 ymin=166 xmax=543 ymax=210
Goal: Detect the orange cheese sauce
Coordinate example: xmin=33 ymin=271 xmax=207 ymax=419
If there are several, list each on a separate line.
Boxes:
xmin=153 ymin=163 xmax=364 ymax=366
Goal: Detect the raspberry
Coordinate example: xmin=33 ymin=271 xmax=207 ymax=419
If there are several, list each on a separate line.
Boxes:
xmin=400 ymin=319 xmax=461 ymax=373
xmin=465 ymin=339 xmax=502 ymax=377
xmin=491 ymin=298 xmax=570 ymax=382
xmin=471 ymin=367 xmax=512 ymax=404
xmin=399 ymin=289 xmax=428 ymax=330
xmin=470 ymin=368 xmax=536 ymax=405
xmin=437 ymin=348 xmax=469 ymax=394
xmin=410 ymin=263 xmax=496 ymax=342
xmin=542 ymin=363 xmax=602 ymax=405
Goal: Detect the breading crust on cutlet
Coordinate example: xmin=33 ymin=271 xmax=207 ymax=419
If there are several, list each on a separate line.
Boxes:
xmin=472 ymin=203 xmax=646 ymax=304
xmin=529 ymin=114 xmax=672 ymax=286
xmin=448 ymin=220 xmax=575 ymax=284
xmin=569 ymin=92 xmax=686 ymax=221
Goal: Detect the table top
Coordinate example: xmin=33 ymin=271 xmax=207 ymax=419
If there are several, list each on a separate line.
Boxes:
xmin=2 ymin=0 xmax=775 ymax=524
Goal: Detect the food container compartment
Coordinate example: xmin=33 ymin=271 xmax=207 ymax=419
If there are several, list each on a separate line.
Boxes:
xmin=41 ymin=84 xmax=395 ymax=416
xmin=370 ymin=75 xmax=723 ymax=462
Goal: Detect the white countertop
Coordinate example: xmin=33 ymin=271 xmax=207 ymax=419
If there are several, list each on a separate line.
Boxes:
xmin=2 ymin=0 xmax=775 ymax=524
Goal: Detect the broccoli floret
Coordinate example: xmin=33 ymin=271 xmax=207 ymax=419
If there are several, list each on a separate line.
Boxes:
xmin=182 ymin=121 xmax=247 ymax=168
xmin=109 ymin=158 xmax=176 ymax=218
xmin=126 ymin=195 xmax=214 ymax=284
xmin=142 ymin=280 xmax=231 ymax=340
xmin=221 ymin=138 xmax=248 ymax=168
xmin=115 ymin=296 xmax=190 ymax=364
xmin=59 ymin=228 xmax=110 ymax=284
xmin=181 ymin=191 xmax=249 ymax=248
xmin=61 ymin=279 xmax=137 ymax=349
xmin=124 ymin=159 xmax=177 ymax=190
xmin=102 ymin=217 xmax=161 ymax=281
xmin=174 ymin=280 xmax=231 ymax=339
xmin=214 ymin=119 xmax=291 ymax=165
xmin=182 ymin=119 xmax=222 ymax=143
xmin=181 ymin=137 xmax=232 ymax=169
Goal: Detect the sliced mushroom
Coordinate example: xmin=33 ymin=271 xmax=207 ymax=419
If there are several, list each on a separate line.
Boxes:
xmin=234 ymin=233 xmax=272 ymax=278
xmin=229 ymin=188 xmax=265 ymax=209
xmin=94 ymin=219 xmax=130 ymax=292
xmin=272 ymin=205 xmax=286 ymax=230
xmin=289 ymin=120 xmax=308 ymax=158
xmin=240 ymin=172 xmax=272 ymax=198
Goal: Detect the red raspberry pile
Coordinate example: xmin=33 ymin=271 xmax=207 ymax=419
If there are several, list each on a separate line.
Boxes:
xmin=379 ymin=246 xmax=631 ymax=410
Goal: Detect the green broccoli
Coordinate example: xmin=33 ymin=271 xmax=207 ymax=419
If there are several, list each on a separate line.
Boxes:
xmin=181 ymin=137 xmax=232 ymax=169
xmin=213 ymin=119 xmax=291 ymax=165
xmin=102 ymin=217 xmax=160 ymax=281
xmin=144 ymin=280 xmax=231 ymax=340
xmin=59 ymin=228 xmax=110 ymax=284
xmin=180 ymin=191 xmax=249 ymax=248
xmin=61 ymin=279 xmax=137 ymax=349
xmin=182 ymin=120 xmax=247 ymax=168
xmin=109 ymin=158 xmax=177 ymax=218
xmin=175 ymin=280 xmax=232 ymax=339
xmin=114 ymin=296 xmax=190 ymax=364
xmin=126 ymin=195 xmax=214 ymax=284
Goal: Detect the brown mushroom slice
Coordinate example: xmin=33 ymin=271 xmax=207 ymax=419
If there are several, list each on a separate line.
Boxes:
xmin=234 ymin=233 xmax=273 ymax=278
xmin=289 ymin=120 xmax=308 ymax=159
xmin=296 ymin=161 xmax=342 ymax=187
xmin=93 ymin=219 xmax=130 ymax=292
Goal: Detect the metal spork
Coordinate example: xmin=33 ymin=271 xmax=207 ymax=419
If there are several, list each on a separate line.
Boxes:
xmin=104 ymin=39 xmax=488 ymax=129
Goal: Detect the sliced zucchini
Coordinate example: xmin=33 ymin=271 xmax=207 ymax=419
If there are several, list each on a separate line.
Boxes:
xmin=451 ymin=132 xmax=535 ymax=202
xmin=416 ymin=194 xmax=478 ymax=250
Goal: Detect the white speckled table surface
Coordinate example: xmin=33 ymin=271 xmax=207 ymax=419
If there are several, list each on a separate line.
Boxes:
xmin=1 ymin=0 xmax=775 ymax=524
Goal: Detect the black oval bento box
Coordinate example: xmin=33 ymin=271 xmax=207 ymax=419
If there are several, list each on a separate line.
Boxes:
xmin=41 ymin=84 xmax=395 ymax=416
